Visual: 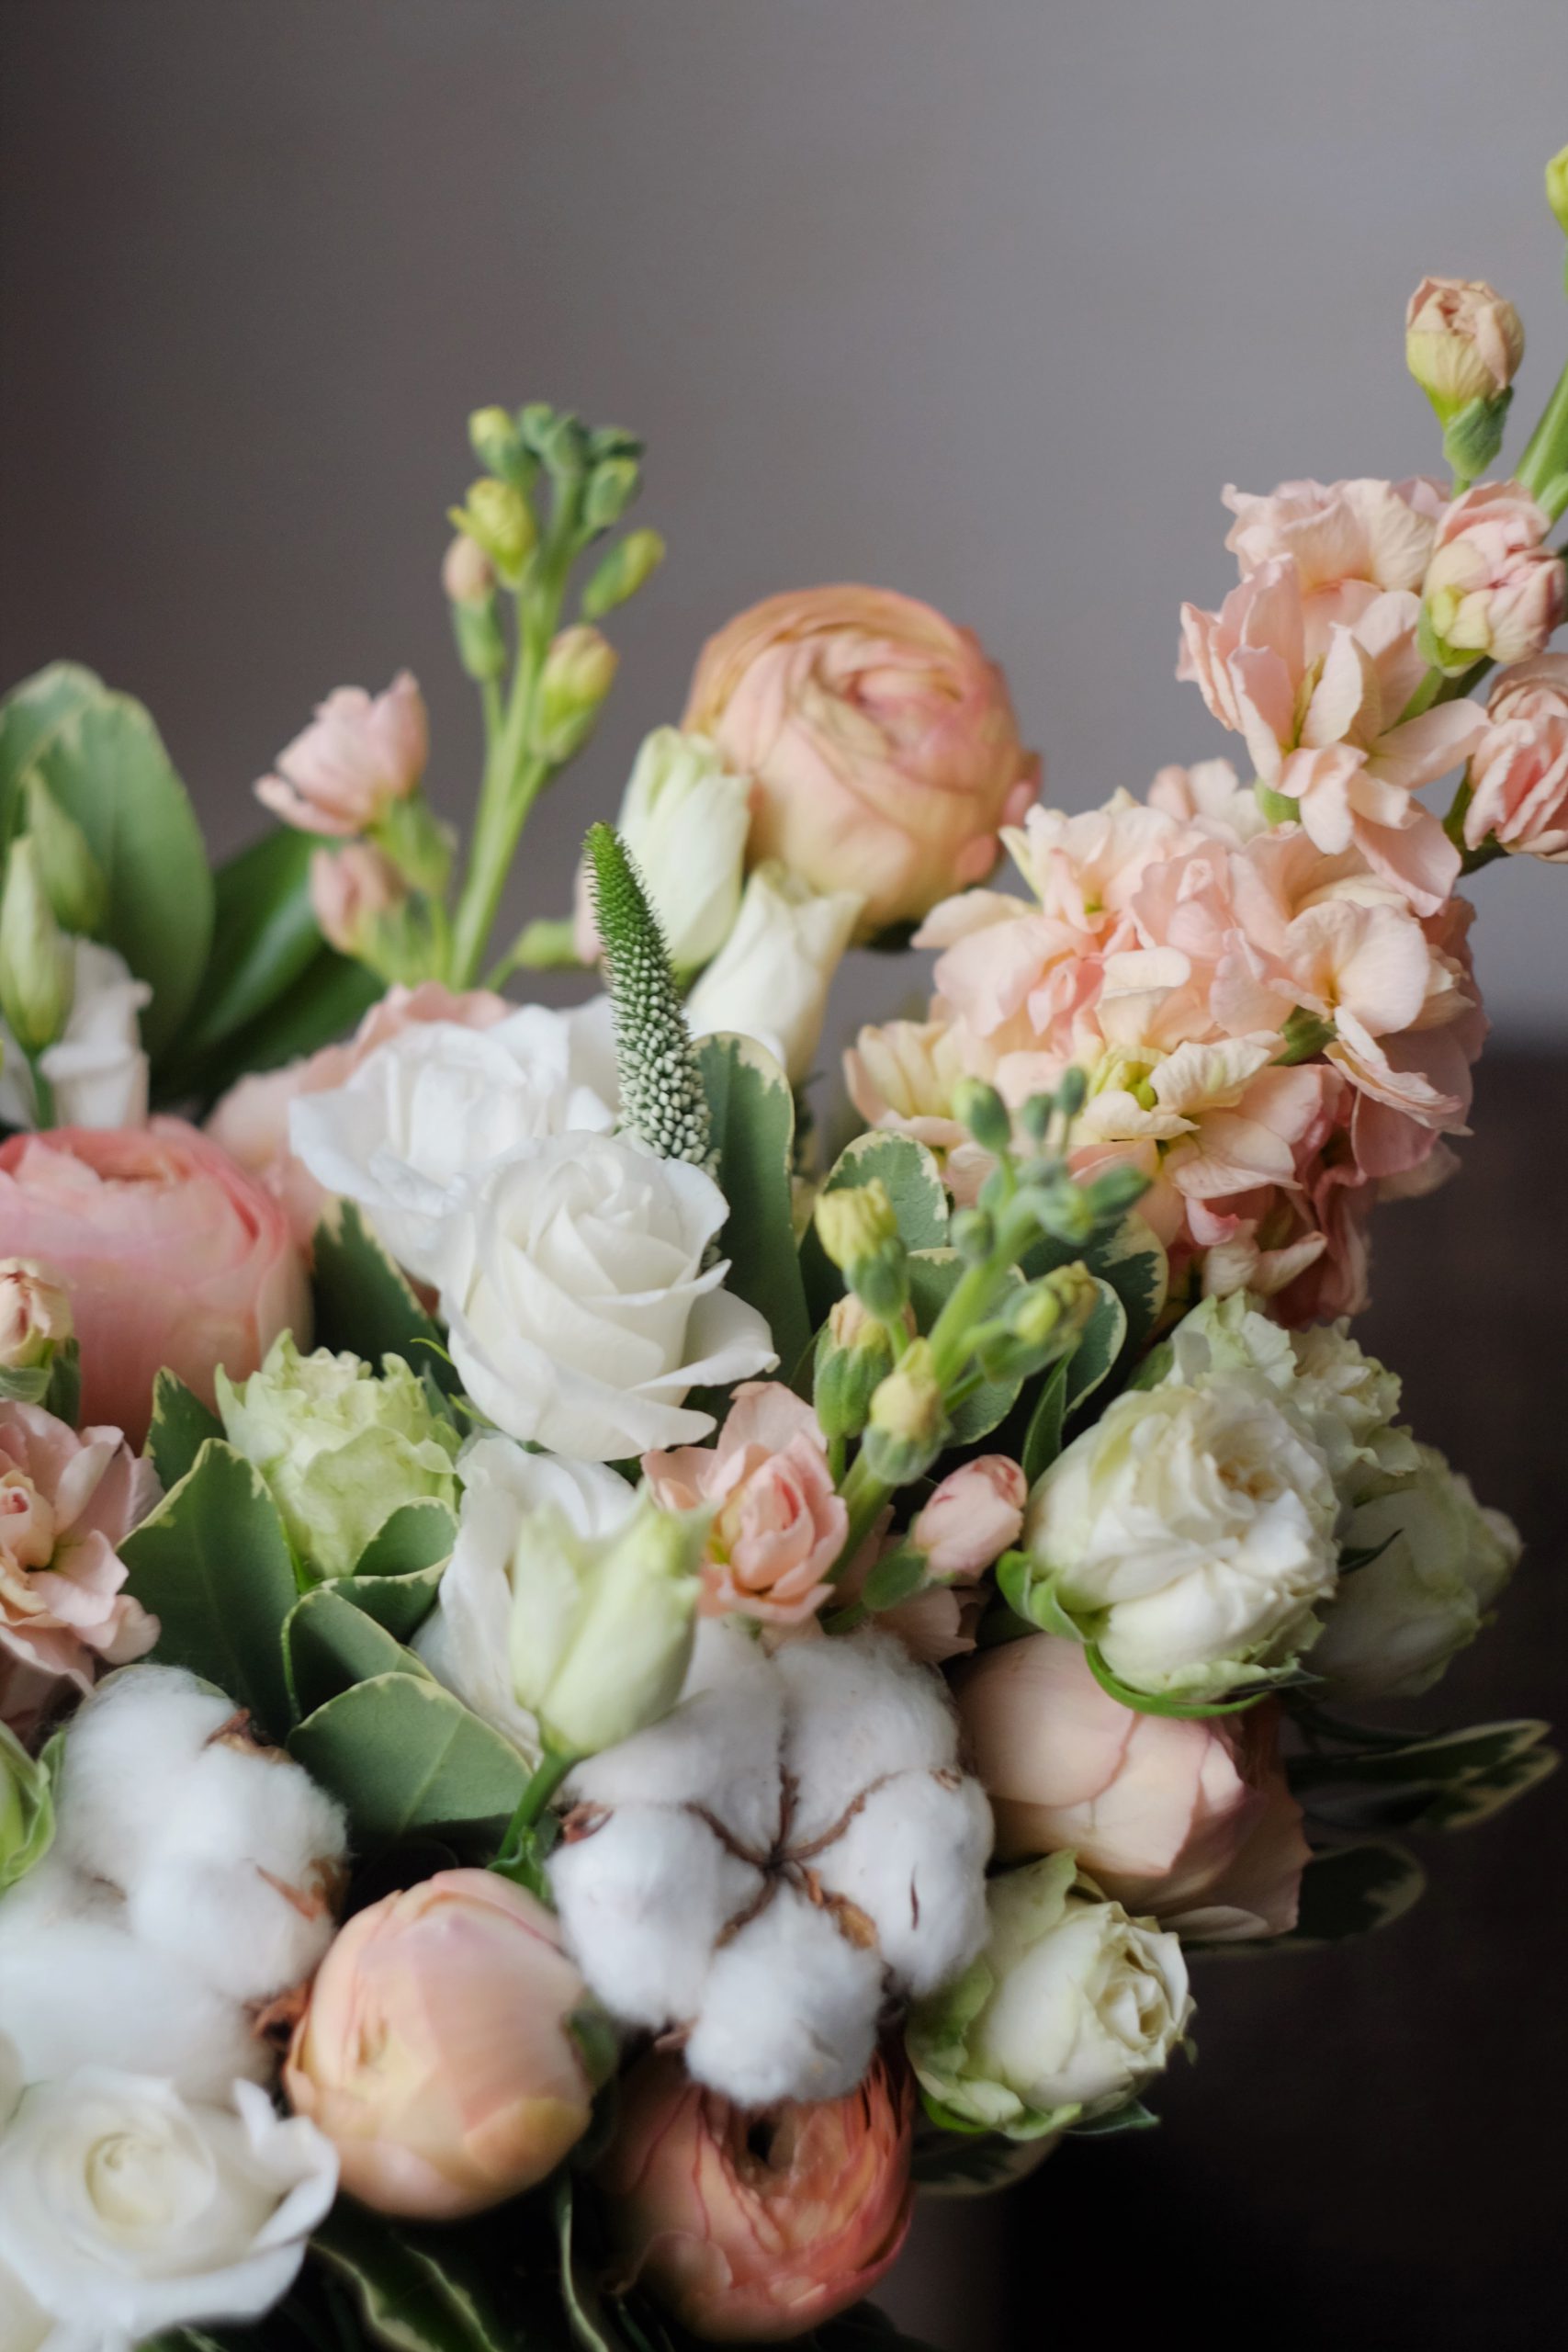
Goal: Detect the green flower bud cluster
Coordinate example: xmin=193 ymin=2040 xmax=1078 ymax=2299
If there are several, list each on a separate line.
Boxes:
xmin=814 ymin=1180 xmax=910 ymax=1323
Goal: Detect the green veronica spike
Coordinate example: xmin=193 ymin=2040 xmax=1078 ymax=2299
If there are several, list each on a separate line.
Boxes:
xmin=586 ymin=822 xmax=712 ymax=1168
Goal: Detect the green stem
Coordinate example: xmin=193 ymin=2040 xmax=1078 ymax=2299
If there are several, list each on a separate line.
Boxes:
xmin=1517 ymin=348 xmax=1568 ymax=519
xmin=24 ymin=1053 xmax=56 ymax=1129
xmin=833 ymin=1449 xmax=893 ymax=1577
xmin=490 ymin=1748 xmax=577 ymax=1892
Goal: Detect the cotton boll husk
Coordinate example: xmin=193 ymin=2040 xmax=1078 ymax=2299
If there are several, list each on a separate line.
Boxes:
xmin=817 ymin=1770 xmax=993 ymax=1997
xmin=549 ymin=1806 xmax=762 ymax=2032
xmin=682 ymin=1886 xmax=882 ymax=2108
xmin=774 ymin=1629 xmax=961 ymax=1844
xmin=567 ymin=1627 xmax=784 ymax=1852
xmin=51 ymin=1666 xmax=236 ymax=1890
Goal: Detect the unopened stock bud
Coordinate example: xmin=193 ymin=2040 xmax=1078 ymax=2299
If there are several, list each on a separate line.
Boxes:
xmin=815 ymin=1294 xmax=898 ymax=1444
xmin=0 ymin=839 xmax=73 ymax=1055
xmin=863 ymin=1339 xmax=946 ymax=1487
xmin=582 ymin=528 xmax=666 ymax=620
xmin=448 ymin=478 xmax=536 ymax=586
xmin=532 ymin=627 xmax=618 ymax=763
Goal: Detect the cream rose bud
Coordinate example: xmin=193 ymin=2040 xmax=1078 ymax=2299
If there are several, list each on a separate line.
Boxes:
xmin=686 ymin=862 xmax=862 ymax=1086
xmin=1029 ymin=1376 xmax=1339 ymax=1701
xmin=508 ymin=1498 xmax=704 ymax=1758
xmin=436 ymin=1130 xmax=776 ymax=1461
xmin=1309 ymin=1442 xmax=1520 ymax=1702
xmin=1404 ymin=276 xmax=1525 ymax=413
xmin=908 ymin=1851 xmax=1193 ymax=2134
xmin=577 ymin=728 xmax=752 ymax=974
xmin=0 ymin=2072 xmax=336 ymax=2346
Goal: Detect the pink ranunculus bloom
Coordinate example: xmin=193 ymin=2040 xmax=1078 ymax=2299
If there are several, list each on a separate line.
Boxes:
xmin=308 ymin=842 xmax=407 ymax=957
xmin=909 ymin=1455 xmax=1026 ymax=1582
xmin=207 ymin=982 xmax=513 ymax=1250
xmin=285 ymin=1870 xmax=595 ymax=2219
xmin=682 ymin=585 xmax=1039 ymax=939
xmin=0 ymin=1119 xmax=309 ymax=1444
xmin=1465 ymin=653 xmax=1568 ymax=861
xmin=955 ymin=1634 xmax=1310 ymax=1939
xmin=598 ymin=2048 xmax=914 ymax=2343
xmin=254 ymin=670 xmax=429 ymax=838
xmin=643 ymin=1383 xmax=848 ymax=1626
xmin=0 ymin=1401 xmax=160 ymax=1738
xmin=1423 ymin=482 xmax=1566 ymax=670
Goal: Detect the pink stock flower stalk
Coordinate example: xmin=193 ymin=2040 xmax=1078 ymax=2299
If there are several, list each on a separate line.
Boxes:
xmin=255 ymin=671 xmax=429 ymax=838
xmin=1422 ymin=485 xmax=1566 ymax=673
xmin=1465 ymin=654 xmax=1568 ymax=860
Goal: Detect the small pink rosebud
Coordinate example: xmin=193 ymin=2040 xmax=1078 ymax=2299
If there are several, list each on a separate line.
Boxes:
xmin=1465 ymin=652 xmax=1568 ymax=861
xmin=909 ymin=1454 xmax=1027 ymax=1582
xmin=308 ymin=842 xmax=407 ymax=959
xmin=1405 ymin=276 xmax=1525 ymax=413
xmin=643 ymin=1382 xmax=848 ymax=1626
xmin=284 ymin=1869 xmax=598 ymax=2220
xmin=255 ymin=672 xmax=429 ymax=839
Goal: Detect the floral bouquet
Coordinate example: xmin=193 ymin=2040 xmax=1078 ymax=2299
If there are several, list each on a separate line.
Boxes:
xmin=4 ymin=151 xmax=1568 ymax=2352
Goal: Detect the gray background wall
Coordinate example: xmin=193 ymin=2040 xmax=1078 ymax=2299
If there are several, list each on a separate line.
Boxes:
xmin=3 ymin=0 xmax=1567 ymax=1037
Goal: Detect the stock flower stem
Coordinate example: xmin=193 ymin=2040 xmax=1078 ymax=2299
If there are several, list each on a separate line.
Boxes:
xmin=834 ymin=1450 xmax=893 ymax=1572
xmin=1517 ymin=349 xmax=1568 ymax=518
xmin=491 ymin=1749 xmax=578 ymax=1893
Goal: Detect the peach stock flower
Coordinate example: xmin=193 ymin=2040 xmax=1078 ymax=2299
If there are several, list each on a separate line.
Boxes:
xmin=0 ymin=1120 xmax=309 ymax=1443
xmin=0 ymin=1402 xmax=160 ymax=1737
xmin=909 ymin=1455 xmax=1026 ymax=1582
xmin=1404 ymin=277 xmax=1525 ymax=411
xmin=684 ymin=584 xmax=1038 ymax=938
xmin=255 ymin=671 xmax=429 ymax=837
xmin=308 ymin=842 xmax=406 ymax=958
xmin=955 ymin=1634 xmax=1310 ymax=1939
xmin=1422 ymin=483 xmax=1566 ymax=672
xmin=1466 ymin=654 xmax=1568 ymax=859
xmin=598 ymin=2049 xmax=914 ymax=2342
xmin=285 ymin=1871 xmax=596 ymax=2219
xmin=643 ymin=1383 xmax=847 ymax=1624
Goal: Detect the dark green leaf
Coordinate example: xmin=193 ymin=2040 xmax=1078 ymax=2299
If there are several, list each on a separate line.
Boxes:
xmin=145 ymin=1371 xmax=223 ymax=1490
xmin=695 ymin=1034 xmax=811 ymax=1383
xmin=1021 ymin=1209 xmax=1168 ymax=1369
xmin=1284 ymin=1839 xmax=1427 ymax=1947
xmin=314 ymin=1206 xmax=457 ymax=1391
xmin=861 ymin=1546 xmax=928 ymax=1612
xmin=910 ymin=2114 xmax=1058 ymax=2197
xmin=289 ymin=1673 xmax=528 ymax=1853
xmin=355 ymin=1498 xmax=458 ymax=1579
xmin=311 ymin=2204 xmax=526 ymax=2352
xmin=1020 ymin=1360 xmax=1068 ymax=1485
xmin=286 ymin=1584 xmax=432 ymax=1721
xmin=1062 ymin=1278 xmax=1127 ymax=1415
xmin=1290 ymin=1718 xmax=1557 ymax=1834
xmin=173 ymin=828 xmax=324 ymax=1058
xmin=333 ymin=1563 xmax=449 ymax=1644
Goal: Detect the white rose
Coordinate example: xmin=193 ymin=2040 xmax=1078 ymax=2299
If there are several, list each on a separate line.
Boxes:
xmin=908 ymin=1851 xmax=1191 ymax=2132
xmin=579 ymin=728 xmax=752 ymax=973
xmin=0 ymin=941 xmax=150 ymax=1131
xmin=288 ymin=998 xmax=616 ymax=1282
xmin=686 ymin=862 xmax=862 ymax=1085
xmin=1309 ymin=1442 xmax=1520 ymax=1700
xmin=0 ymin=2074 xmax=336 ymax=2349
xmin=435 ymin=1130 xmax=775 ymax=1460
xmin=413 ymin=1433 xmax=637 ymax=1756
xmin=1029 ymin=1375 xmax=1339 ymax=1699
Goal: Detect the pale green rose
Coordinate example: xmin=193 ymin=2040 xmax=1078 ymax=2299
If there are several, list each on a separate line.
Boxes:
xmin=217 ymin=1333 xmax=459 ymax=1577
xmin=1309 ymin=1442 xmax=1520 ymax=1702
xmin=908 ymin=1852 xmax=1192 ymax=2138
xmin=0 ymin=1724 xmax=55 ymax=1895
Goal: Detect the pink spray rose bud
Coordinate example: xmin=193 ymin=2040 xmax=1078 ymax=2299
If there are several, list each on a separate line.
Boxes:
xmin=0 ymin=1119 xmax=309 ymax=1444
xmin=683 ymin=585 xmax=1040 ymax=939
xmin=598 ymin=2049 xmax=914 ymax=2342
xmin=643 ymin=1382 xmax=848 ymax=1626
xmin=285 ymin=1870 xmax=598 ymax=2220
xmin=1423 ymin=483 xmax=1566 ymax=672
xmin=1 ymin=1401 xmax=159 ymax=1739
xmin=255 ymin=671 xmax=429 ymax=839
xmin=308 ymin=842 xmax=408 ymax=959
xmin=0 ymin=1259 xmax=72 ymax=1374
xmin=954 ymin=1634 xmax=1310 ymax=1940
xmin=1404 ymin=276 xmax=1525 ymax=414
xmin=908 ymin=1455 xmax=1026 ymax=1582
xmin=1465 ymin=653 xmax=1568 ymax=861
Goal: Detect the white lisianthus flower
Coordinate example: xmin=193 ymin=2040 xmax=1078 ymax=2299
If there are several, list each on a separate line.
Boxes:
xmin=1309 ymin=1442 xmax=1520 ymax=1701
xmin=414 ymin=1434 xmax=637 ymax=1758
xmin=0 ymin=2073 xmax=336 ymax=2348
xmin=436 ymin=1131 xmax=776 ymax=1460
xmin=686 ymin=862 xmax=863 ymax=1085
xmin=0 ymin=941 xmax=150 ymax=1131
xmin=288 ymin=999 xmax=616 ymax=1281
xmin=1028 ymin=1375 xmax=1339 ymax=1700
xmin=580 ymin=728 xmax=752 ymax=974
xmin=908 ymin=1851 xmax=1192 ymax=2135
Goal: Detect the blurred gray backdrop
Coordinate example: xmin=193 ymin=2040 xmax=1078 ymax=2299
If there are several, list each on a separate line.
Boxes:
xmin=3 ymin=0 xmax=1567 ymax=1039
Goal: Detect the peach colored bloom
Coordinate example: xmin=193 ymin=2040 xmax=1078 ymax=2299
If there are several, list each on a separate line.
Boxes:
xmin=643 ymin=1384 xmax=847 ymax=1625
xmin=683 ymin=585 xmax=1038 ymax=938
xmin=308 ymin=842 xmax=406 ymax=958
xmin=1465 ymin=653 xmax=1568 ymax=860
xmin=842 ymin=1016 xmax=993 ymax=1205
xmin=1423 ymin=483 xmax=1566 ymax=670
xmin=0 ymin=1120 xmax=308 ymax=1444
xmin=208 ymin=983 xmax=512 ymax=1250
xmin=955 ymin=1634 xmax=1309 ymax=1939
xmin=1404 ymin=277 xmax=1525 ymax=409
xmin=1222 ymin=476 xmax=1444 ymax=627
xmin=255 ymin=671 xmax=429 ymax=838
xmin=909 ymin=1456 xmax=1026 ymax=1582
xmin=285 ymin=1870 xmax=595 ymax=2219
xmin=598 ymin=2049 xmax=913 ymax=2342
xmin=0 ymin=1401 xmax=160 ymax=1738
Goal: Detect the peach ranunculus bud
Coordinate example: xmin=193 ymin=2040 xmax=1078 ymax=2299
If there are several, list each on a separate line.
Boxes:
xmin=597 ymin=2049 xmax=914 ymax=2343
xmin=308 ymin=842 xmax=408 ymax=960
xmin=683 ymin=585 xmax=1039 ymax=940
xmin=0 ymin=1260 xmax=72 ymax=1375
xmin=255 ymin=672 xmax=429 ymax=839
xmin=284 ymin=1869 xmax=599 ymax=2220
xmin=1422 ymin=483 xmax=1566 ymax=673
xmin=954 ymin=1634 xmax=1311 ymax=1940
xmin=908 ymin=1455 xmax=1026 ymax=1582
xmin=643 ymin=1382 xmax=848 ymax=1625
xmin=0 ymin=1119 xmax=309 ymax=1445
xmin=1465 ymin=653 xmax=1568 ymax=861
xmin=1404 ymin=277 xmax=1525 ymax=416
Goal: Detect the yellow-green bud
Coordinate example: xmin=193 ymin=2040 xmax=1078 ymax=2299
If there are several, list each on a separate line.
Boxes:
xmin=0 ymin=840 xmax=73 ymax=1055
xmin=447 ymin=477 xmax=536 ymax=586
xmin=814 ymin=1180 xmax=898 ymax=1273
xmin=582 ymin=527 xmax=666 ymax=621
xmin=508 ymin=1498 xmax=704 ymax=1758
xmin=952 ymin=1078 xmax=1012 ymax=1158
xmin=584 ymin=456 xmax=641 ymax=533
xmin=815 ymin=1294 xmax=897 ymax=1443
xmin=1547 ymin=145 xmax=1568 ymax=242
xmin=26 ymin=776 xmax=107 ymax=937
xmin=863 ymin=1339 xmax=947 ymax=1487
xmin=0 ymin=1721 xmax=54 ymax=1894
xmin=532 ymin=626 xmax=619 ymax=763
xmin=468 ymin=404 xmax=523 ymax=480
xmin=1404 ymin=277 xmax=1524 ymax=426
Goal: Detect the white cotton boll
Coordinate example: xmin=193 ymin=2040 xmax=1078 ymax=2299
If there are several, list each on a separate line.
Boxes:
xmin=51 ymin=1666 xmax=235 ymax=1891
xmin=817 ymin=1769 xmax=993 ymax=1998
xmin=568 ymin=1638 xmax=784 ymax=1852
xmin=684 ymin=1887 xmax=881 ymax=2108
xmin=550 ymin=1806 xmax=761 ymax=2032
xmin=775 ymin=1629 xmax=961 ymax=1844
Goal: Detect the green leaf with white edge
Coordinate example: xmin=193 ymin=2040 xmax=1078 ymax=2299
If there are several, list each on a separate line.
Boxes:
xmin=1290 ymin=1718 xmax=1558 ymax=1834
xmin=333 ymin=1562 xmax=448 ymax=1644
xmin=1021 ymin=1208 xmax=1168 ymax=1367
xmin=6 ymin=664 xmax=214 ymax=1056
xmin=696 ymin=1032 xmax=811 ymax=1383
xmin=313 ymin=1204 xmax=457 ymax=1392
xmin=1257 ymin=1839 xmax=1427 ymax=1950
xmin=1066 ymin=2097 xmax=1160 ymax=2137
xmin=909 ymin=2114 xmax=1060 ymax=2197
xmin=906 ymin=1248 xmax=1023 ymax=1442
xmin=355 ymin=1497 xmax=458 ymax=1578
xmin=285 ymin=1583 xmax=433 ymax=1721
xmin=171 ymin=828 xmax=324 ymax=1060
xmin=1062 ymin=1277 xmax=1126 ymax=1415
xmin=1020 ymin=1359 xmax=1068 ymax=1485
xmin=145 ymin=1371 xmax=223 ymax=1491
xmin=310 ymin=2203 xmax=522 ymax=2352
xmin=289 ymin=1672 xmax=529 ymax=1853
xmin=119 ymin=1440 xmax=299 ymax=1741
xmin=826 ymin=1133 xmax=950 ymax=1250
